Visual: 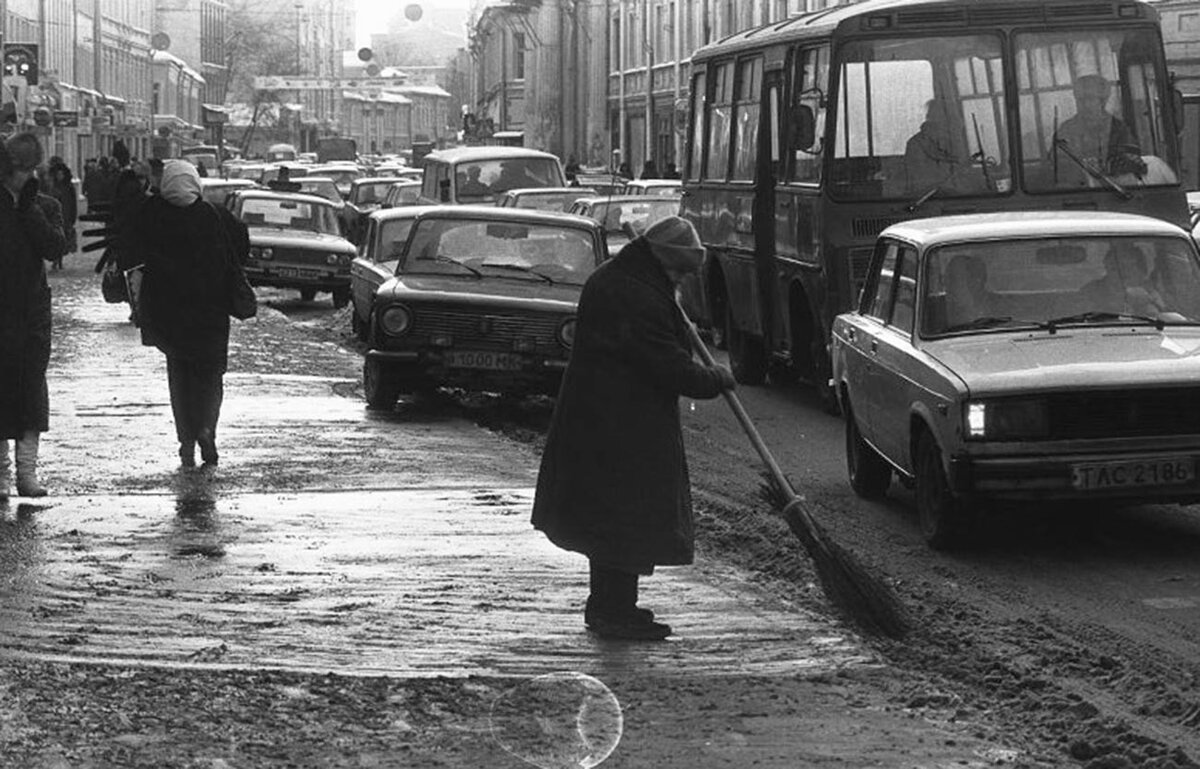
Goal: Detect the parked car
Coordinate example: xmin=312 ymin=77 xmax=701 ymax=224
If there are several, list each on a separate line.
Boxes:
xmin=295 ymin=176 xmax=345 ymax=215
xmin=224 ymin=162 xmax=269 ymax=181
xmin=340 ymin=177 xmax=402 ymax=243
xmin=567 ymin=195 xmax=681 ymax=257
xmin=495 ymin=186 xmax=597 ymax=212
xmin=229 ymin=189 xmax=357 ymax=307
xmin=622 ymin=178 xmax=683 ymax=197
xmin=362 ymin=206 xmax=605 ymax=407
xmin=199 ymin=178 xmax=257 ymax=208
xmin=572 ymin=171 xmax=627 ymax=197
xmin=349 ymin=206 xmax=442 ymax=341
xmin=307 ymin=164 xmax=363 ymax=198
xmin=380 ymin=179 xmax=423 ymax=209
xmin=831 ymin=211 xmax=1200 ymax=549
xmin=374 ymin=165 xmax=422 ymax=181
xmin=415 ymin=146 xmax=566 ymax=206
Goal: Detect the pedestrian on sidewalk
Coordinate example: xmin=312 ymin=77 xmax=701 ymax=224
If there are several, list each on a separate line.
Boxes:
xmin=45 ymin=157 xmax=79 ymax=267
xmin=126 ymin=160 xmax=238 ymax=468
xmin=531 ymin=215 xmax=735 ymax=641
xmin=0 ymin=134 xmax=68 ymax=499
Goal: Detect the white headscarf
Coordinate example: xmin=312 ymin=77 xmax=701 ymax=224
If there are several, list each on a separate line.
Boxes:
xmin=160 ymin=159 xmax=201 ymax=207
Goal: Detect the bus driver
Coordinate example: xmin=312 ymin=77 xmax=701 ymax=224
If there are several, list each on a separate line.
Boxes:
xmin=1054 ymin=75 xmax=1146 ymax=179
xmin=904 ymin=98 xmax=968 ymax=194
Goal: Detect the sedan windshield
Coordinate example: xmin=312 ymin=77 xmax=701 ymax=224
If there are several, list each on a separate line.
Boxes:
xmin=351 ymin=182 xmax=395 ymax=205
xmin=238 ymin=198 xmax=340 ymax=235
xmin=922 ymin=236 xmax=1200 ymax=336
xmin=403 ymin=218 xmax=598 ymax=284
xmin=297 ymin=179 xmax=341 ymax=203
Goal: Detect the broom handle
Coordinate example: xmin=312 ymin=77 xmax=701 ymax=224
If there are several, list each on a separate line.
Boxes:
xmin=675 ymin=298 xmax=798 ymax=501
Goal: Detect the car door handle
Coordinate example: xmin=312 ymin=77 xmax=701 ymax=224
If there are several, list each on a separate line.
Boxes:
xmin=870 ymin=339 xmax=879 ymax=354
xmin=846 ymin=327 xmax=856 ymax=342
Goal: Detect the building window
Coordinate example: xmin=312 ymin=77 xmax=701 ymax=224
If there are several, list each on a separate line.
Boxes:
xmin=1181 ymin=13 xmax=1200 ymax=33
xmin=514 ymin=32 xmax=525 ymax=79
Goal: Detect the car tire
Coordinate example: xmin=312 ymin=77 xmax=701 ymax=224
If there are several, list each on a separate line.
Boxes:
xmin=845 ymin=404 xmax=890 ymax=499
xmin=726 ymin=301 xmax=767 ymax=385
xmin=363 ymin=358 xmax=401 ymax=411
xmin=300 ymin=288 xmax=317 ymax=302
xmin=332 ymin=288 xmax=351 ymax=309
xmin=914 ymin=430 xmax=970 ymax=550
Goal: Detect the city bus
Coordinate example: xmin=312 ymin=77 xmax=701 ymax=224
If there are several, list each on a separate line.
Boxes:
xmin=681 ymin=0 xmax=1188 ymax=404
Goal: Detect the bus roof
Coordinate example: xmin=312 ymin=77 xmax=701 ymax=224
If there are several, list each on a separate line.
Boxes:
xmin=691 ymin=0 xmax=1160 ymax=62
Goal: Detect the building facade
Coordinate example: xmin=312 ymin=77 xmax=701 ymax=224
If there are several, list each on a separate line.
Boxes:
xmin=465 ymin=0 xmax=848 ymax=172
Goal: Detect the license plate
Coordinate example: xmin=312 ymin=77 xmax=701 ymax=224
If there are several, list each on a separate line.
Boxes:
xmin=1070 ymin=458 xmax=1195 ymax=491
xmin=444 ymin=351 xmax=523 ymax=371
xmin=275 ymin=267 xmax=305 ymax=278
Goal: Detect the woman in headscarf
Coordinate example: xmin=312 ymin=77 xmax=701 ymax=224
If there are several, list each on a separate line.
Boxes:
xmin=0 ymin=133 xmax=67 ymax=499
xmin=127 ymin=159 xmax=240 ymax=468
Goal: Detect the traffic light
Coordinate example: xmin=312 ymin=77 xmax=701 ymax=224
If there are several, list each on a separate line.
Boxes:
xmin=3 ymin=43 xmax=39 ymax=86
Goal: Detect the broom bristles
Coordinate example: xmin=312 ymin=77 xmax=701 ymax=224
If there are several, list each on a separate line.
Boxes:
xmin=758 ymin=471 xmax=911 ymax=639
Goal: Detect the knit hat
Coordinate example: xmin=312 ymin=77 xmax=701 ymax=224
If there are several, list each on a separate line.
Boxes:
xmin=643 ymin=215 xmax=705 ymax=273
xmin=160 ymin=159 xmax=201 ymax=207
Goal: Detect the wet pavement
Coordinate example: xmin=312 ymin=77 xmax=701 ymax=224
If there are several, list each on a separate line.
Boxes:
xmin=0 ymin=260 xmax=871 ymax=679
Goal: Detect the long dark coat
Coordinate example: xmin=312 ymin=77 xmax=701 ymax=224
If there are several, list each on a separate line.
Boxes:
xmin=0 ymin=187 xmax=67 ymax=438
xmin=127 ymin=197 xmax=232 ymax=368
xmin=532 ymin=239 xmax=724 ymax=574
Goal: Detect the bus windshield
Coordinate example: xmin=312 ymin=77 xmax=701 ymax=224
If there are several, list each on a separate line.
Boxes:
xmin=830 ymin=34 xmax=1009 ymax=202
xmin=1015 ymin=28 xmax=1178 ymax=193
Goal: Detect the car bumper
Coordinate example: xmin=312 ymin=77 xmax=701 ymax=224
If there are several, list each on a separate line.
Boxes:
xmin=948 ymin=450 xmax=1200 ymax=503
xmin=246 ymin=266 xmax=349 ymax=291
xmin=366 ymin=349 xmax=568 ymax=393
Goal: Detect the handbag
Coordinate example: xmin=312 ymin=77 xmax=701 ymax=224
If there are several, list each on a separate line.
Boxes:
xmin=101 ymin=259 xmax=127 ymax=303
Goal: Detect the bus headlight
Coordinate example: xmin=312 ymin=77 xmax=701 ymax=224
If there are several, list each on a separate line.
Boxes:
xmin=380 ymin=305 xmax=412 ymax=336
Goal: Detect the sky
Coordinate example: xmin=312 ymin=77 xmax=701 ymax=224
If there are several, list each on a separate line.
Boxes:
xmin=354 ymin=0 xmax=474 ymax=47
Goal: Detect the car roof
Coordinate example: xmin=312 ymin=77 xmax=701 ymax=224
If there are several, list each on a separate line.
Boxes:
xmin=353 ymin=177 xmax=403 ymax=185
xmin=424 ymin=146 xmax=561 ymax=163
xmin=297 ymin=176 xmax=336 ymax=183
xmin=406 ymin=204 xmax=600 ymax=230
xmin=502 ymin=187 xmax=589 ymax=196
xmin=882 ymin=211 xmax=1189 ymax=247
xmin=368 ymin=205 xmax=445 ymax=223
xmin=233 ymin=190 xmax=335 ymax=207
xmin=570 ymin=195 xmax=681 ymax=207
xmin=200 ymin=178 xmax=255 ymax=186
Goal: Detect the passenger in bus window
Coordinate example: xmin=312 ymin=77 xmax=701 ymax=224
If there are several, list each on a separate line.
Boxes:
xmin=903 ymin=98 xmax=966 ymax=194
xmin=1054 ymin=75 xmax=1146 ymax=179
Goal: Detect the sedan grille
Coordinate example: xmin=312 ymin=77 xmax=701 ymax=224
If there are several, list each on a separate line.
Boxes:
xmin=1050 ymin=388 xmax=1200 ymax=440
xmin=411 ymin=305 xmax=565 ymax=352
xmin=259 ymin=246 xmax=335 ymax=267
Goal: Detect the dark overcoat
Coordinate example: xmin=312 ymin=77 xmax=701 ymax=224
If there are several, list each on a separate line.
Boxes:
xmin=0 ymin=187 xmax=67 ymax=438
xmin=531 ymin=238 xmax=723 ymax=574
xmin=128 ymin=197 xmax=231 ymax=368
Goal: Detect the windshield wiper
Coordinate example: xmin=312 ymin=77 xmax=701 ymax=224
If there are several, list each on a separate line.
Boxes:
xmin=1047 ymin=311 xmax=1164 ymax=331
xmin=942 ymin=315 xmax=1054 ymax=334
xmin=1052 ymin=138 xmax=1133 ymax=200
xmin=409 ymin=255 xmax=482 ymax=278
xmin=907 ymin=184 xmax=941 ymax=213
xmin=479 ymin=263 xmax=554 ymax=284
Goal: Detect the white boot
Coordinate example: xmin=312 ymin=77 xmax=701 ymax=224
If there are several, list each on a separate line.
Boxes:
xmin=0 ymin=440 xmax=11 ymax=500
xmin=15 ymin=432 xmax=47 ymax=497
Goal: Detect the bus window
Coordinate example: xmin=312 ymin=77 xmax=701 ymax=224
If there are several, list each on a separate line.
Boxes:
xmin=1016 ymin=28 xmax=1179 ymax=193
xmin=731 ymin=58 xmax=763 ymax=181
xmin=686 ymin=71 xmax=707 ymax=182
xmin=705 ymin=62 xmax=735 ymax=181
xmin=830 ymin=35 xmax=1007 ymax=201
xmin=788 ymin=45 xmax=830 ymax=184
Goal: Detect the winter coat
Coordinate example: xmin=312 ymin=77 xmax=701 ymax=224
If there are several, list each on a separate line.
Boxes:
xmin=127 ymin=196 xmax=232 ymax=368
xmin=0 ymin=186 xmax=67 ymax=438
xmin=531 ymin=238 xmax=725 ymax=573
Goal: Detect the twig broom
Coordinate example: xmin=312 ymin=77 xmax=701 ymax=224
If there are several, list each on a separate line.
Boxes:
xmin=677 ymin=300 xmax=911 ymax=640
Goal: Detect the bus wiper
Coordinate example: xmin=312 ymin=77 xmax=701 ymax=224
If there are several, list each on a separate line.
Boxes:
xmin=1052 ymin=138 xmax=1133 ymax=201
xmin=907 ymin=184 xmax=940 ymax=212
xmin=942 ymin=315 xmax=1054 ymax=333
xmin=1047 ymin=310 xmax=1164 ymax=331
xmin=970 ymin=113 xmax=995 ymax=191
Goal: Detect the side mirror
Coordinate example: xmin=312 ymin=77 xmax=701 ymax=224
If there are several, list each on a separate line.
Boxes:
xmin=792 ymin=105 xmax=816 ymax=151
xmin=438 ymin=178 xmax=451 ymax=203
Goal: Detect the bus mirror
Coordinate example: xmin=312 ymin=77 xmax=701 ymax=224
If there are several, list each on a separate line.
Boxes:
xmin=792 ymin=105 xmax=816 ymax=150
xmin=438 ymin=178 xmax=451 ymax=203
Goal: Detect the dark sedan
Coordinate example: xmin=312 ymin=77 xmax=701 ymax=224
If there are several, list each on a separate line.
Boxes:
xmin=363 ymin=206 xmax=605 ymax=407
xmin=230 ymin=189 xmax=357 ymax=307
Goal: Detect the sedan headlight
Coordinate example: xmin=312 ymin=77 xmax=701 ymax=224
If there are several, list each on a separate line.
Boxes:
xmin=557 ymin=317 xmax=577 ymax=349
xmin=380 ymin=305 xmax=413 ymax=336
xmin=964 ymin=398 xmax=1049 ymax=441
xmin=254 ymin=247 xmax=273 ymax=260
xmin=327 ymin=253 xmax=351 ymax=265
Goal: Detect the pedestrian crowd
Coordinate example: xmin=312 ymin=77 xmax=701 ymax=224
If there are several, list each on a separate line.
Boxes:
xmin=0 ymin=132 xmax=250 ymax=501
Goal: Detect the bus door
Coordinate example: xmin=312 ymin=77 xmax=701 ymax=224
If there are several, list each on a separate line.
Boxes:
xmin=756 ymin=65 xmax=784 ymax=364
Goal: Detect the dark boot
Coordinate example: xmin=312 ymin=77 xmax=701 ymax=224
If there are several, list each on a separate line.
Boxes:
xmin=197 ymin=428 xmax=218 ymax=466
xmin=585 ymin=563 xmax=670 ymax=640
xmin=179 ymin=441 xmax=196 ymax=468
